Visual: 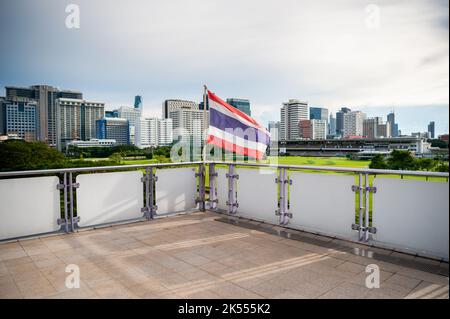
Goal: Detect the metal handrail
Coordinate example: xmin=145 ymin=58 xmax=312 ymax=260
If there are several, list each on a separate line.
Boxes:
xmin=212 ymin=161 xmax=450 ymax=178
xmin=0 ymin=160 xmax=448 ymax=178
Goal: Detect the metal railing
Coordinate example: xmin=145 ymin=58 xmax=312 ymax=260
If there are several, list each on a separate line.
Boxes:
xmin=0 ymin=161 xmax=448 ymax=260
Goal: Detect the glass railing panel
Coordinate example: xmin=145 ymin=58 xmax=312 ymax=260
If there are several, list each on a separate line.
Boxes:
xmin=155 ymin=167 xmax=197 ymax=215
xmin=0 ymin=176 xmax=60 ymax=240
xmin=76 ymin=171 xmax=144 ymax=227
xmin=289 ymin=172 xmax=357 ymax=240
xmin=372 ymin=178 xmax=449 ymax=260
xmin=235 ymin=168 xmax=278 ymax=224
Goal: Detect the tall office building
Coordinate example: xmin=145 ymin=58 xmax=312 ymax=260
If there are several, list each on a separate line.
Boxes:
xmin=1 ymin=99 xmax=38 ymax=141
xmin=377 ymin=121 xmax=391 ymax=138
xmin=135 ymin=118 xmax=173 ymax=148
xmin=226 ymin=98 xmax=251 ymax=116
xmin=118 ymin=106 xmax=142 ymax=145
xmin=329 ymin=113 xmax=336 ymax=137
xmin=343 ymin=111 xmax=366 ymax=138
xmin=336 ymin=107 xmax=351 ymax=137
xmin=268 ymin=121 xmax=280 ymax=141
xmin=299 ymin=119 xmax=327 ymax=140
xmin=162 ymin=99 xmax=198 ymax=119
xmin=280 ymin=99 xmax=309 ymax=141
xmin=5 ymin=85 xmax=83 ymax=146
xmin=428 ymin=121 xmax=435 ymax=139
xmin=363 ymin=117 xmax=382 ymax=139
xmin=96 ymin=118 xmax=130 ymax=145
xmin=169 ymin=109 xmax=209 ymax=146
xmin=134 ymin=95 xmax=142 ymax=110
xmin=56 ymin=98 xmax=104 ymax=150
xmin=387 ymin=112 xmax=399 ymax=137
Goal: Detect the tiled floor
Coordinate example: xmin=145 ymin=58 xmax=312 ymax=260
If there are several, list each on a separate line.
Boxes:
xmin=0 ymin=211 xmax=448 ymax=299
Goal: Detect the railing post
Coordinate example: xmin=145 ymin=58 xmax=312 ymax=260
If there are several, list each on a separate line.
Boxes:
xmin=69 ymin=172 xmax=76 ymax=232
xmin=63 ymin=173 xmax=69 ymax=233
xmin=226 ymin=164 xmax=238 ymax=214
xmin=197 ymin=163 xmax=206 ymax=212
xmin=364 ymin=173 xmax=370 ymax=241
xmin=358 ymin=173 xmax=364 ymax=241
xmin=141 ymin=167 xmax=156 ymax=220
xmin=208 ymin=163 xmax=218 ymax=210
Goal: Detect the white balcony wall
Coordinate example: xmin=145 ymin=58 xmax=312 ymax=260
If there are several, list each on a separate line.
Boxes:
xmin=156 ymin=167 xmax=197 ymax=214
xmin=0 ymin=176 xmax=60 ymax=240
xmin=76 ymin=171 xmax=144 ymax=227
xmin=372 ymin=178 xmax=449 ymax=260
xmin=236 ymin=169 xmax=278 ymax=224
xmin=289 ymin=172 xmax=356 ymax=239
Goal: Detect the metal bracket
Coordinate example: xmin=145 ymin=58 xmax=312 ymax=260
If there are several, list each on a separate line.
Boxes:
xmin=210 ymin=172 xmax=218 ymax=177
xmin=226 ymin=173 xmax=239 ymax=179
xmin=59 ymin=216 xmax=80 ymax=225
xmin=275 ymin=210 xmax=292 ymax=218
xmin=351 ymin=224 xmax=377 ymax=234
xmin=226 ymin=201 xmax=239 ymax=208
xmin=209 ymin=199 xmax=219 ymax=203
xmin=71 ymin=182 xmax=80 ymax=189
xmin=56 ymin=183 xmax=65 ymax=190
xmin=351 ymin=185 xmax=362 ymax=192
xmin=365 ymin=186 xmax=377 ymax=193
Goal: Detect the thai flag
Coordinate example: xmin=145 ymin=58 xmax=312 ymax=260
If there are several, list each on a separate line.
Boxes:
xmin=206 ymin=90 xmax=270 ymax=160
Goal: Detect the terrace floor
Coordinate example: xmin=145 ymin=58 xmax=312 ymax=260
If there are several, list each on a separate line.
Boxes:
xmin=0 ymin=211 xmax=448 ymax=299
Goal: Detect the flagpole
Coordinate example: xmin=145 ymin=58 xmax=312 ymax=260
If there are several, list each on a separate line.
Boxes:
xmin=202 ymin=84 xmax=208 ymax=163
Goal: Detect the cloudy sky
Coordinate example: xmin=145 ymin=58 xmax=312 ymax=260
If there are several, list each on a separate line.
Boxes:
xmin=0 ymin=0 xmax=448 ymax=135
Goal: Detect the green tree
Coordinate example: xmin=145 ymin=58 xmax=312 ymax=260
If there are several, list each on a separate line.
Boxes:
xmin=108 ymin=152 xmax=123 ymax=164
xmin=415 ymin=158 xmax=436 ymax=171
xmin=434 ymin=162 xmax=449 ymax=172
xmin=0 ymin=140 xmax=67 ymax=171
xmin=387 ymin=150 xmax=417 ymax=170
xmin=369 ymin=154 xmax=388 ymax=169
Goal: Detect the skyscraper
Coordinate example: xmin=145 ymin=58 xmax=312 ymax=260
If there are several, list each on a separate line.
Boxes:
xmin=118 ymin=106 xmax=142 ymax=145
xmin=387 ymin=112 xmax=399 ymax=137
xmin=343 ymin=111 xmax=366 ymax=138
xmin=169 ymin=109 xmax=209 ymax=146
xmin=96 ymin=118 xmax=130 ymax=145
xmin=280 ymin=99 xmax=309 ymax=141
xmin=134 ymin=95 xmax=142 ymax=110
xmin=299 ymin=119 xmax=327 ymax=140
xmin=363 ymin=117 xmax=382 ymax=139
xmin=1 ymin=99 xmax=38 ymax=141
xmin=428 ymin=121 xmax=435 ymax=139
xmin=329 ymin=113 xmax=336 ymax=137
xmin=56 ymin=98 xmax=104 ymax=150
xmin=135 ymin=118 xmax=173 ymax=148
xmin=5 ymin=85 xmax=83 ymax=146
xmin=162 ymin=99 xmax=198 ymax=119
xmin=336 ymin=107 xmax=351 ymax=137
xmin=268 ymin=121 xmax=280 ymax=141
xmin=226 ymin=98 xmax=251 ymax=116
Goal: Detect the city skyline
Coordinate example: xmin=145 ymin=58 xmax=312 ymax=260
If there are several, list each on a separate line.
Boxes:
xmin=0 ymin=0 xmax=448 ymax=135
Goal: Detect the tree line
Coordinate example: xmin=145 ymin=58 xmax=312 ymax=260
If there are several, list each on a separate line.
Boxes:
xmin=369 ymin=150 xmax=449 ymax=172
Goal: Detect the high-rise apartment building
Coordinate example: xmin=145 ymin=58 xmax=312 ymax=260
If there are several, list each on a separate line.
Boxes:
xmin=135 ymin=118 xmax=173 ymax=148
xmin=226 ymin=98 xmax=251 ymax=116
xmin=280 ymin=99 xmax=309 ymax=141
xmin=56 ymin=98 xmax=104 ymax=150
xmin=5 ymin=85 xmax=83 ymax=146
xmin=162 ymin=99 xmax=198 ymax=119
xmin=377 ymin=122 xmax=391 ymax=138
xmin=336 ymin=107 xmax=351 ymax=137
xmin=169 ymin=109 xmax=209 ymax=146
xmin=428 ymin=121 xmax=435 ymax=139
xmin=299 ymin=119 xmax=327 ymax=140
xmin=343 ymin=111 xmax=366 ymax=138
xmin=96 ymin=118 xmax=130 ymax=145
xmin=0 ymin=99 xmax=38 ymax=141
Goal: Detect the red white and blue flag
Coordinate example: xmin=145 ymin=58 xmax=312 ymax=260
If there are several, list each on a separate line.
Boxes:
xmin=206 ymin=90 xmax=270 ymax=160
